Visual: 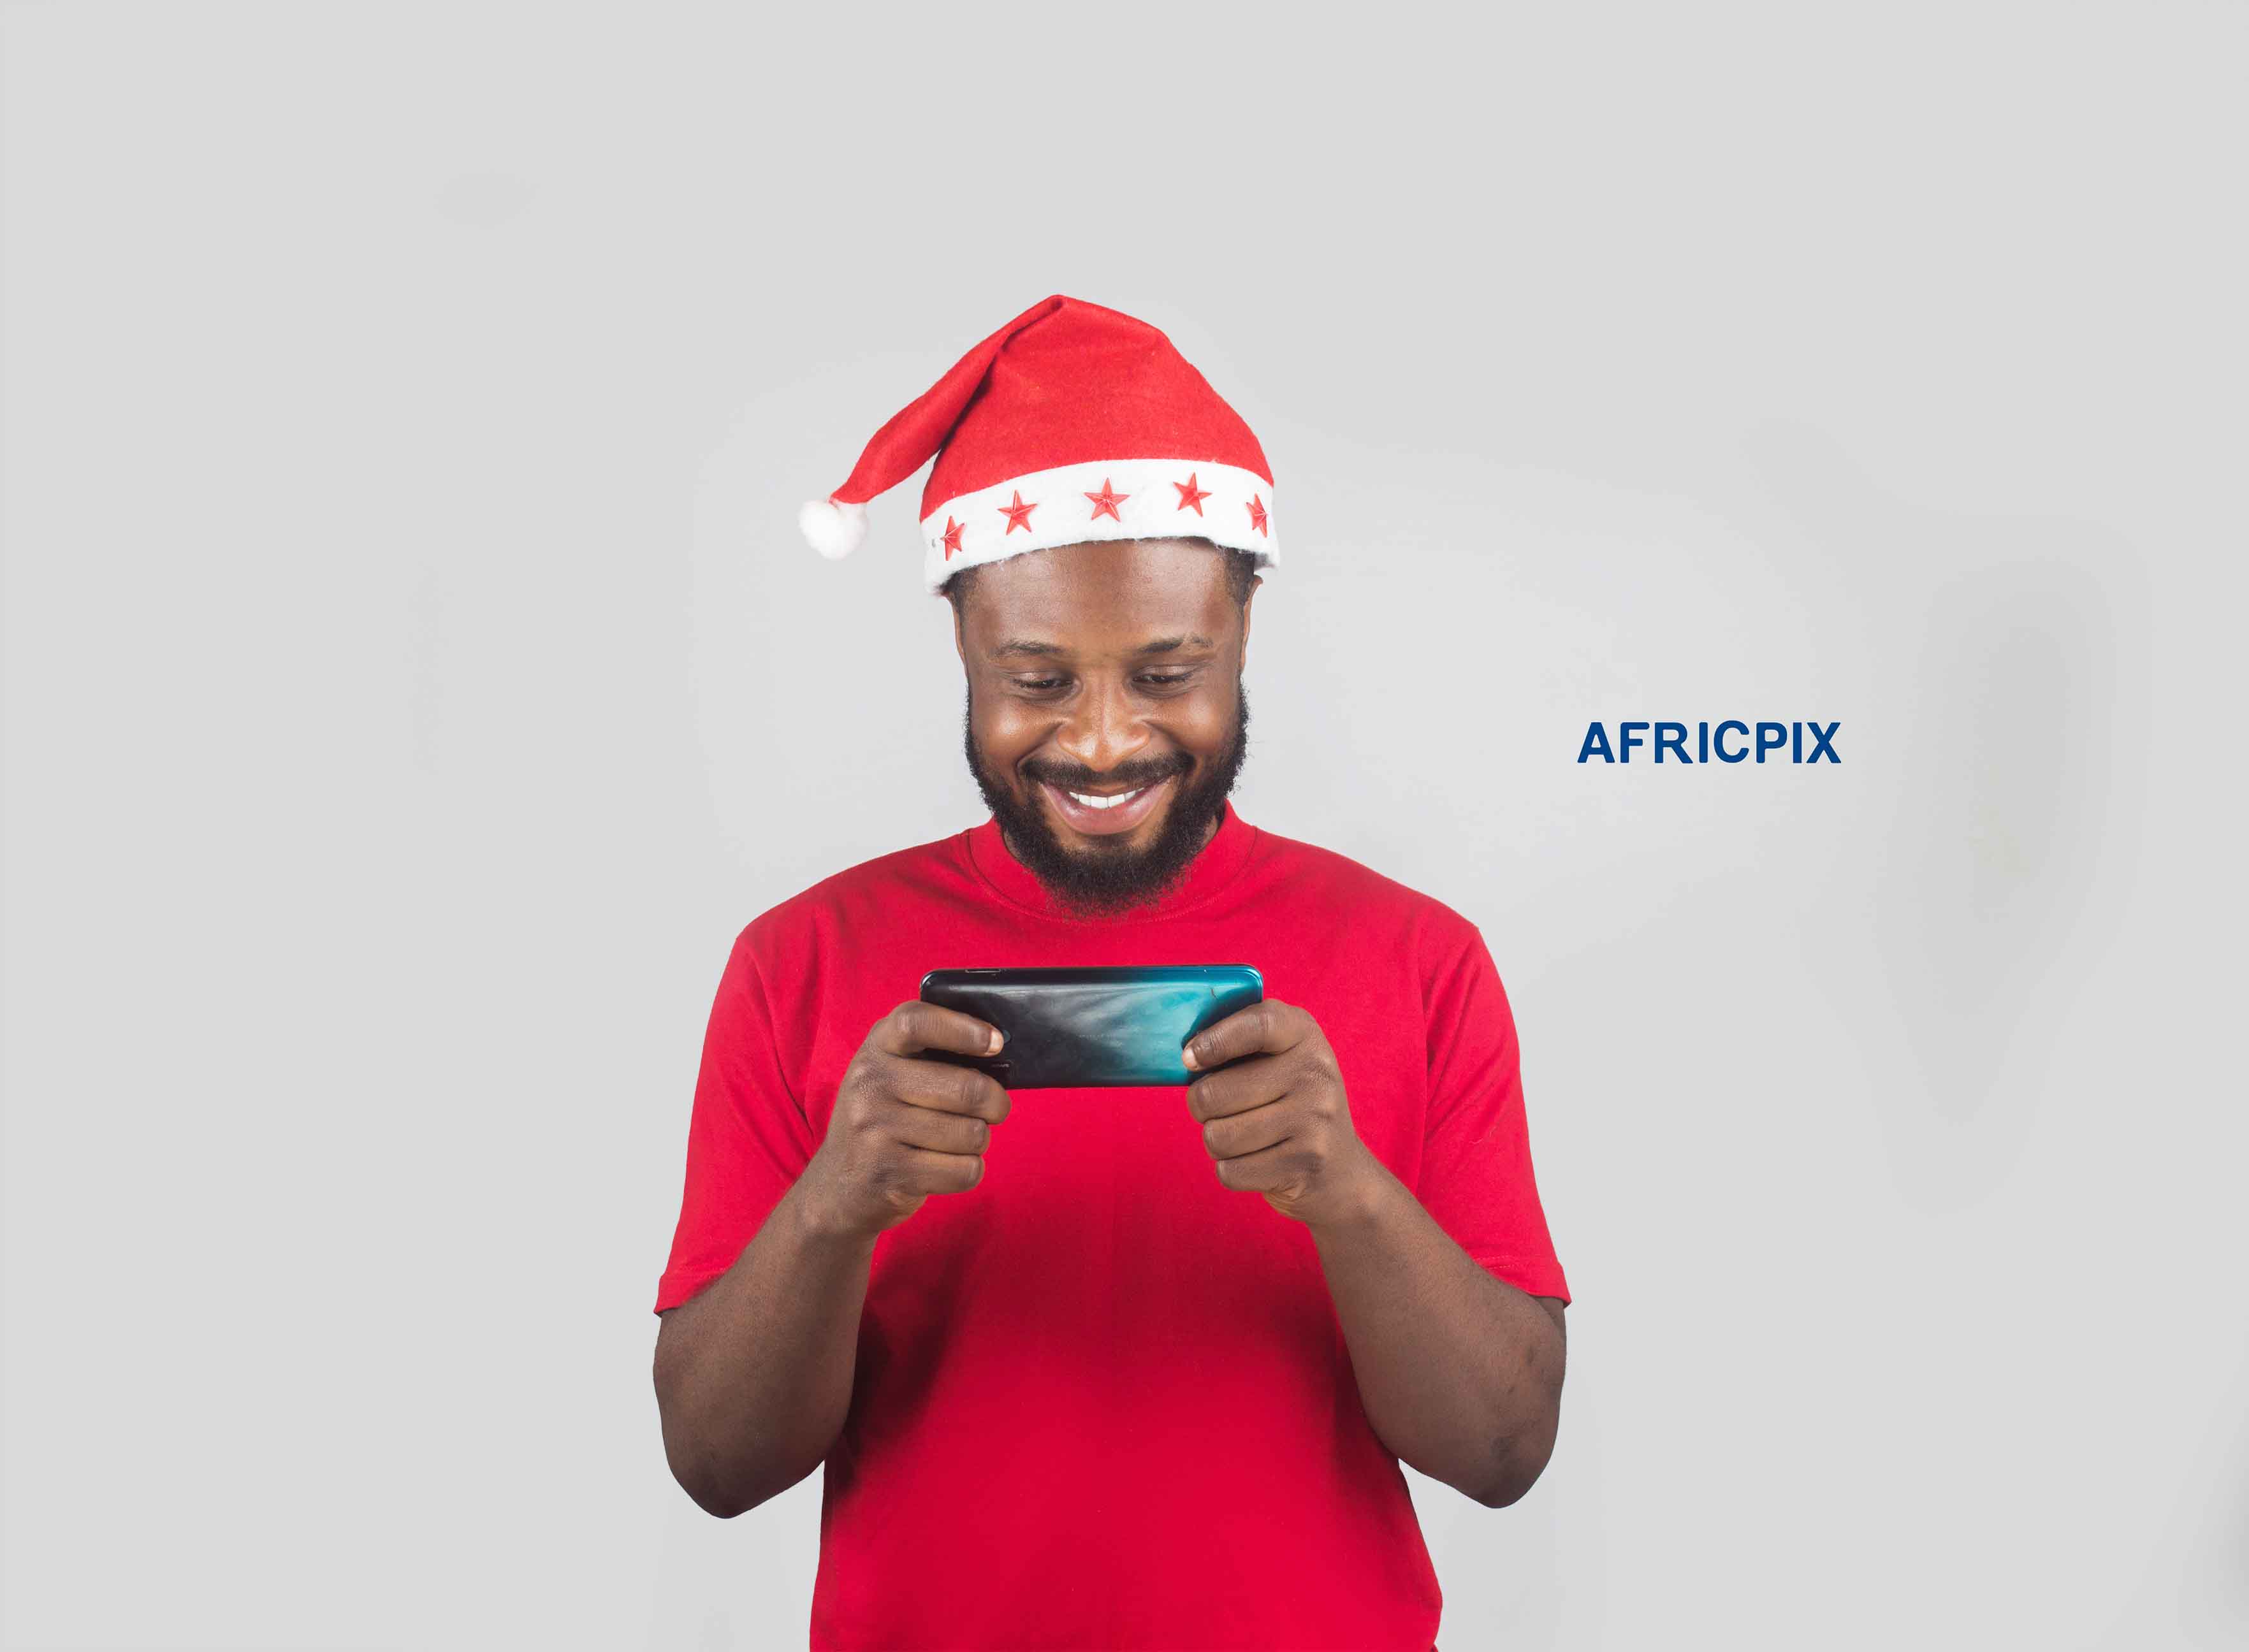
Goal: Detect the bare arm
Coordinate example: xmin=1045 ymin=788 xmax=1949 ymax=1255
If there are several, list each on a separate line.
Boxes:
xmin=653 ymin=1175 xmax=878 ymax=1518
xmin=653 ymin=1001 xmax=1010 ymax=1518
xmin=1181 ymin=999 xmax=1568 ymax=1508
xmin=1309 ymin=1160 xmax=1566 ymax=1507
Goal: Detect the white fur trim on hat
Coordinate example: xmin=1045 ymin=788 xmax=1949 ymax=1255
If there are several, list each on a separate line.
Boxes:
xmin=919 ymin=458 xmax=1276 ymax=592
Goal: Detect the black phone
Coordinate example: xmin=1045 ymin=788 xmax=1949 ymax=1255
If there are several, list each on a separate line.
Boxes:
xmin=918 ymin=965 xmax=1263 ymax=1089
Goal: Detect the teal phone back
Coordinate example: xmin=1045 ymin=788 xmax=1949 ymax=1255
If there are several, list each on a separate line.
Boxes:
xmin=919 ymin=965 xmax=1263 ymax=1088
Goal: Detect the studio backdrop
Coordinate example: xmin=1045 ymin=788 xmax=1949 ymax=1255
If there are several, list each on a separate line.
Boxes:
xmin=2 ymin=4 xmax=2242 ymax=1649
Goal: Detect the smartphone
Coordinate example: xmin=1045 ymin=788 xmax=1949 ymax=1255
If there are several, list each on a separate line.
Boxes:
xmin=918 ymin=965 xmax=1264 ymax=1089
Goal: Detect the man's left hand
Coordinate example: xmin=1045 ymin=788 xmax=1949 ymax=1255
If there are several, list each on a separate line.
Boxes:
xmin=1183 ymin=999 xmax=1382 ymax=1229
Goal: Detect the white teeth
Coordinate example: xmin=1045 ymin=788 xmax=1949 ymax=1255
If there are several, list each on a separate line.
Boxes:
xmin=1066 ymin=786 xmax=1144 ymax=810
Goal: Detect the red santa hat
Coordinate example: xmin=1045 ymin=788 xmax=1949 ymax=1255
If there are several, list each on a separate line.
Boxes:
xmin=797 ymin=294 xmax=1278 ymax=592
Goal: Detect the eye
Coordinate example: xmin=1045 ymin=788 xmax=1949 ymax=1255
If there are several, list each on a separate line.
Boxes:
xmin=1138 ymin=672 xmax=1197 ymax=691
xmin=1012 ymin=676 xmax=1068 ymax=693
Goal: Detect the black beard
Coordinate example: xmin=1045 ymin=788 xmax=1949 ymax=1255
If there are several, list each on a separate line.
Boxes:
xmin=963 ymin=681 xmax=1251 ymax=918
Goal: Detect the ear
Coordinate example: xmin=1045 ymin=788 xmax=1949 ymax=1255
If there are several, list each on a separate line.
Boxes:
xmin=1238 ymin=575 xmax=1262 ymax=670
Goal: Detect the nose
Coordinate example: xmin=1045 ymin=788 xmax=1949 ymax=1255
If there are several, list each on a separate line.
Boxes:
xmin=1052 ymin=677 xmax=1150 ymax=776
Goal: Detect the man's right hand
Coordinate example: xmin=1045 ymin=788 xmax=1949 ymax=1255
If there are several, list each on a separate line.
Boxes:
xmin=800 ymin=1001 xmax=1012 ymax=1240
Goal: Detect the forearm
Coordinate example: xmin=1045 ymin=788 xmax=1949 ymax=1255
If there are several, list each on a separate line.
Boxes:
xmin=1310 ymin=1161 xmax=1565 ymax=1505
xmin=655 ymin=1171 xmax=877 ymax=1517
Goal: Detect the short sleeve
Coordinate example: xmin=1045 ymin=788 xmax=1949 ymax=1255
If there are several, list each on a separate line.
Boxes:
xmin=653 ymin=929 xmax=820 ymax=1314
xmin=1415 ymin=922 xmax=1571 ymax=1305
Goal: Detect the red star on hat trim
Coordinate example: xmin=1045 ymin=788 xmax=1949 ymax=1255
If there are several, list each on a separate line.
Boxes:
xmin=1085 ymin=479 xmax=1129 ymax=521
xmin=941 ymin=516 xmax=964 ymax=558
xmin=998 ymin=491 xmax=1037 ymax=534
xmin=1172 ymin=473 xmax=1211 ymax=515
xmin=1247 ymin=494 xmax=1269 ymax=535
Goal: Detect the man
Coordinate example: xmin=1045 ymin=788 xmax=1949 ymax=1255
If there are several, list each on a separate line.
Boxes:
xmin=653 ymin=296 xmax=1571 ymax=1651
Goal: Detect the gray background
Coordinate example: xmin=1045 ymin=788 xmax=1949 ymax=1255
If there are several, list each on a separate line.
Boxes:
xmin=3 ymin=3 xmax=2243 ymax=1648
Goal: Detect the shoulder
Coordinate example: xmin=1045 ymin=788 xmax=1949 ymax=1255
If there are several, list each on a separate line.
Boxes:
xmin=1246 ymin=822 xmax=1487 ymax=969
xmin=726 ymin=829 xmax=973 ymax=972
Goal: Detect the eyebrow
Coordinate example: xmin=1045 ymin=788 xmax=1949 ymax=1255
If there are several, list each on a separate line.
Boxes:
xmin=987 ymin=634 xmax=1214 ymax=660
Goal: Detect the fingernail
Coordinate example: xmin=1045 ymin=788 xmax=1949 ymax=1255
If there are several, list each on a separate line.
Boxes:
xmin=987 ymin=1028 xmax=1004 ymax=1054
xmin=1181 ymin=1043 xmax=1200 ymax=1071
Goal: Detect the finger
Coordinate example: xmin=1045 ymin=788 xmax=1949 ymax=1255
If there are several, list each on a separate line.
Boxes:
xmin=1211 ymin=1139 xmax=1297 ymax=1194
xmin=888 ymin=1055 xmax=1013 ymax=1122
xmin=877 ymin=1000 xmax=1005 ymax=1061
xmin=1184 ymin=1057 xmax=1289 ymax=1123
xmin=886 ymin=1098 xmax=994 ymax=1157
xmin=1182 ymin=999 xmax=1302 ymax=1074
xmin=1200 ymin=1098 xmax=1293 ymax=1161
xmin=895 ymin=1145 xmax=986 ymax=1196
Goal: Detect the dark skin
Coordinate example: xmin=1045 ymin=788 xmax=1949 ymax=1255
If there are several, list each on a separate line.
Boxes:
xmin=653 ymin=537 xmax=1566 ymax=1516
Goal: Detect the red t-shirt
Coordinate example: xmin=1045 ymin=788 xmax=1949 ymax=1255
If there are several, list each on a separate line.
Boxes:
xmin=656 ymin=801 xmax=1571 ymax=1651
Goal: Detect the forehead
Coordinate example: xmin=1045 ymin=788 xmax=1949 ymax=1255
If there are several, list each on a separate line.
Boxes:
xmin=959 ymin=539 xmax=1237 ymax=649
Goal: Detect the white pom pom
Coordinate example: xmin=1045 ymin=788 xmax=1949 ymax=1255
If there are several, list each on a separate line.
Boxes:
xmin=799 ymin=497 xmax=868 ymax=560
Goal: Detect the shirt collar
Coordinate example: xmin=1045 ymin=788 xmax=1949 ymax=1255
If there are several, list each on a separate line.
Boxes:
xmin=964 ymin=798 xmax=1259 ymax=923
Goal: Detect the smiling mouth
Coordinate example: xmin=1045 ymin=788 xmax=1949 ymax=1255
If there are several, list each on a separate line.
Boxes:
xmin=1035 ymin=772 xmax=1178 ymax=837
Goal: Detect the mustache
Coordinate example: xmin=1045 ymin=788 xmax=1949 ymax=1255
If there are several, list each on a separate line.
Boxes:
xmin=1021 ymin=755 xmax=1190 ymax=793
